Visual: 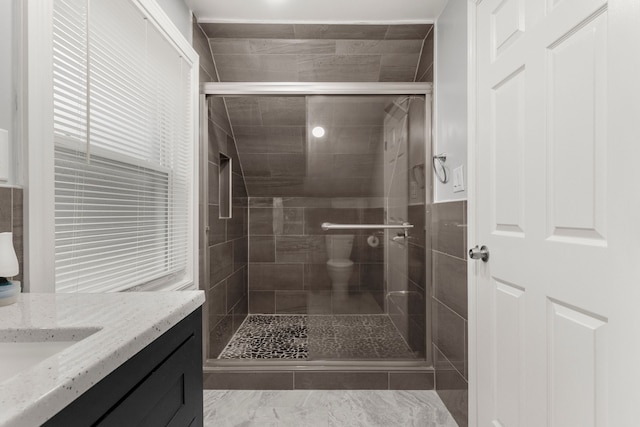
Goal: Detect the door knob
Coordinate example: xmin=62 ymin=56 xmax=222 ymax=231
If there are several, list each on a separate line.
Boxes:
xmin=469 ymin=245 xmax=489 ymax=262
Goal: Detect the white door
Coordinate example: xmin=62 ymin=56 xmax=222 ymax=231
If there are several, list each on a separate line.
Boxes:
xmin=473 ymin=0 xmax=640 ymax=425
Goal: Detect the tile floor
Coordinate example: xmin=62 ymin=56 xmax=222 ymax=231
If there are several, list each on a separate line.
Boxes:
xmin=203 ymin=389 xmax=458 ymax=427
xmin=218 ymin=314 xmax=417 ymax=360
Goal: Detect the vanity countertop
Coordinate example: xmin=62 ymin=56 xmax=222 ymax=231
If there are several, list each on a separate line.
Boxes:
xmin=0 ymin=291 xmax=205 ymax=427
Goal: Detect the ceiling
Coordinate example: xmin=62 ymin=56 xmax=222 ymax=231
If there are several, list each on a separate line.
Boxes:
xmin=186 ymin=0 xmax=448 ymax=24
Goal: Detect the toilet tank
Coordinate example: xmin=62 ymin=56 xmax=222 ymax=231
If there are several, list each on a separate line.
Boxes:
xmin=325 ymin=235 xmax=354 ymax=259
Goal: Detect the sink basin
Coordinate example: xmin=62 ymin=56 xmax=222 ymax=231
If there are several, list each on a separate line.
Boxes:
xmin=0 ymin=327 xmax=100 ymax=384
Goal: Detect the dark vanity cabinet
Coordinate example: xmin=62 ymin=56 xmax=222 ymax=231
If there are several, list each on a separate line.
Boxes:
xmin=44 ymin=308 xmax=203 ymax=427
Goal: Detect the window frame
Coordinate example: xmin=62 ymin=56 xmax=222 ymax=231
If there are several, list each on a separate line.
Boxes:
xmin=25 ymin=0 xmax=199 ymax=293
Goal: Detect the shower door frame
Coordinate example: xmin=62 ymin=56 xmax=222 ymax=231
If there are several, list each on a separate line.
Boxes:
xmin=201 ymin=82 xmax=434 ymax=370
xmin=201 ymin=81 xmax=431 ymax=96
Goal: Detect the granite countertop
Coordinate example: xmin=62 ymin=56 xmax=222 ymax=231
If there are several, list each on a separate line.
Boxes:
xmin=0 ymin=291 xmax=205 ymax=427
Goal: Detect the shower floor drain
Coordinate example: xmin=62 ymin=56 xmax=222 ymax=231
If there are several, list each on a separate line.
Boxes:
xmin=218 ymin=314 xmax=417 ymax=360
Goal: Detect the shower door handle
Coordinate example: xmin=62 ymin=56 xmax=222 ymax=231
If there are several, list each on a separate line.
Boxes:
xmin=469 ymin=245 xmax=490 ymax=262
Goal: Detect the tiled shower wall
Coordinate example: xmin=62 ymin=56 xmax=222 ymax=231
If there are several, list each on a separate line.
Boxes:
xmin=0 ymin=187 xmax=23 ymax=283
xmin=194 ymin=18 xmax=251 ymax=359
xmin=203 ymin=24 xmax=434 ymax=84
xmin=205 ymin=97 xmax=250 ymax=359
xmin=415 ymin=27 xmax=434 ymax=83
xmin=247 ymin=197 xmax=385 ymax=315
xmin=431 ymin=201 xmax=468 ymax=427
xmin=193 ymin=15 xmax=218 ymax=83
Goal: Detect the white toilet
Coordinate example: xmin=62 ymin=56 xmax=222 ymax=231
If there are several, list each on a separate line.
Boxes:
xmin=325 ymin=235 xmax=354 ymax=292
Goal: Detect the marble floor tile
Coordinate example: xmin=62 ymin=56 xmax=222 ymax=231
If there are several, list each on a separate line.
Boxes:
xmin=203 ymin=390 xmax=458 ymax=426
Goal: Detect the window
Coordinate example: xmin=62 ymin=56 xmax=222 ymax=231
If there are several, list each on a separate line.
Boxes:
xmin=51 ymin=0 xmax=197 ymax=292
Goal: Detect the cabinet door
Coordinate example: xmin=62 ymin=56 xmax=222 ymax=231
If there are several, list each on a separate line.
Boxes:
xmin=98 ymin=335 xmax=200 ymax=427
xmin=43 ymin=309 xmax=203 ymax=427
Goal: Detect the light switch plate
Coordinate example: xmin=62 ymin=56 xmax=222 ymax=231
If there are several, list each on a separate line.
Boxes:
xmin=452 ymin=165 xmax=465 ymax=193
xmin=0 ymin=129 xmax=8 ymax=182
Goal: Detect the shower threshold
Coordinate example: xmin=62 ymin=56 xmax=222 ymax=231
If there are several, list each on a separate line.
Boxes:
xmin=205 ymin=359 xmax=432 ymax=370
xmin=205 ymin=315 xmax=433 ymax=390
xmin=202 ymin=359 xmax=434 ymax=390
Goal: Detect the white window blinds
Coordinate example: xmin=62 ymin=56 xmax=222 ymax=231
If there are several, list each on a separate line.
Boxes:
xmin=52 ymin=0 xmax=194 ymax=292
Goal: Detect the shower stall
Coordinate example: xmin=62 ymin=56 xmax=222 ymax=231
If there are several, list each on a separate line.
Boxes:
xmin=199 ymin=82 xmax=433 ymax=384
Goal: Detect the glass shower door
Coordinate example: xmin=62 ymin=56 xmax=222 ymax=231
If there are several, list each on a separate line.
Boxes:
xmin=205 ymin=92 xmax=430 ymax=364
xmin=302 ymin=95 xmax=428 ymax=362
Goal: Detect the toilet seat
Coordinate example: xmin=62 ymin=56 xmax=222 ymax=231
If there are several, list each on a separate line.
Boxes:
xmin=327 ymin=259 xmax=354 ymax=268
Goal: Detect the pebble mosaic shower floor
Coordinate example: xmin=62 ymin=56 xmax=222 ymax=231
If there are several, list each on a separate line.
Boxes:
xmin=218 ymin=314 xmax=417 ymax=360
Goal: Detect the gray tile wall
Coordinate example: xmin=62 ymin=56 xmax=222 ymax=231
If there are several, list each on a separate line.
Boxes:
xmin=206 ymin=96 xmax=250 ymax=359
xmin=226 ymin=95 xmax=389 ymax=198
xmin=431 ymin=201 xmax=468 ymax=427
xmin=249 ymin=197 xmax=384 ymax=314
xmin=193 ymin=15 xmax=218 ymax=83
xmin=415 ymin=27 xmax=434 ymax=83
xmin=201 ymin=24 xmax=433 ymax=41
xmin=0 ymin=187 xmax=23 ymax=283
xmin=203 ymin=24 xmax=434 ymax=83
xmin=247 ymin=197 xmax=385 ymax=315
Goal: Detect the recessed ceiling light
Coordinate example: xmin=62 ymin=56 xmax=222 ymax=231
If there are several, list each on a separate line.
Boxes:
xmin=312 ymin=126 xmax=325 ymax=138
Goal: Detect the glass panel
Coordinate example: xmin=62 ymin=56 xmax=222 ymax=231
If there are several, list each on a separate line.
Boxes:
xmin=385 ymin=96 xmax=429 ymax=359
xmin=211 ymin=94 xmax=428 ymax=362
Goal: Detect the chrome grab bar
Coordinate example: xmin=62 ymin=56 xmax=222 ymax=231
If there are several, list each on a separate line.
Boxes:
xmin=321 ymin=222 xmax=414 ymax=239
xmin=321 ymin=222 xmax=413 ymax=231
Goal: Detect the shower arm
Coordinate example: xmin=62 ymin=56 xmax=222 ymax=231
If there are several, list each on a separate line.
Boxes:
xmin=321 ymin=222 xmax=413 ymax=239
